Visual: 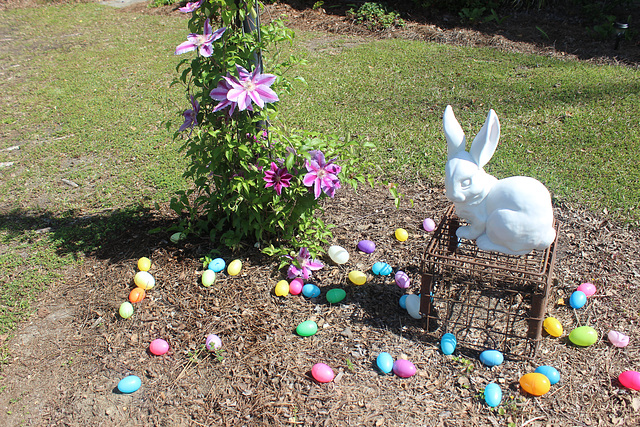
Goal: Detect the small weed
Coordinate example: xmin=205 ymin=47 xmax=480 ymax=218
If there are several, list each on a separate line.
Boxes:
xmin=345 ymin=358 xmax=355 ymax=372
xmin=451 ymin=355 xmax=474 ymax=373
xmin=312 ymin=1 xmax=324 ymax=10
xmin=459 ymin=7 xmax=486 ymax=24
xmin=213 ymin=348 xmax=226 ymax=363
xmin=347 ymin=2 xmax=405 ymax=31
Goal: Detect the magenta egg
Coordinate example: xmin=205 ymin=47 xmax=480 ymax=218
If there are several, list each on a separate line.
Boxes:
xmin=311 ymin=363 xmax=335 ymax=383
xmin=149 ymin=338 xmax=169 ymax=356
xmin=357 ymin=240 xmax=376 ymax=254
xmin=423 ymin=218 xmax=436 ymax=232
xmin=289 ymin=278 xmax=304 ymax=295
xmin=395 ymin=271 xmax=411 ymax=289
xmin=577 ymin=282 xmax=596 ymax=297
xmin=393 ymin=359 xmax=416 ymax=378
xmin=619 ymin=371 xmax=640 ymax=390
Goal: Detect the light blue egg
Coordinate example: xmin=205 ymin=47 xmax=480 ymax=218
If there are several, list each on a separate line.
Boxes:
xmin=479 ymin=349 xmax=504 ymax=367
xmin=399 ymin=295 xmax=408 ymax=309
xmin=569 ymin=290 xmax=587 ymax=309
xmin=376 ymin=352 xmax=394 ymax=374
xmin=208 ymin=258 xmax=226 ymax=273
xmin=484 ymin=382 xmax=502 ymax=407
xmin=440 ymin=333 xmax=457 ymax=355
xmin=535 ymin=365 xmax=560 ymax=385
xmin=302 ymin=284 xmax=321 ymax=298
xmin=117 ymin=375 xmax=141 ymax=394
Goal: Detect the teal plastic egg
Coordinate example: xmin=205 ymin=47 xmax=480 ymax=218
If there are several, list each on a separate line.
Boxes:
xmin=372 ymin=262 xmax=392 ymax=276
xmin=569 ymin=290 xmax=587 ymax=309
xmin=376 ymin=352 xmax=394 ymax=374
xmin=569 ymin=325 xmax=598 ymax=346
xmin=440 ymin=333 xmax=457 ymax=355
xmin=117 ymin=375 xmax=141 ymax=394
xmin=484 ymin=382 xmax=502 ymax=407
xmin=296 ymin=320 xmax=318 ymax=337
xmin=535 ymin=365 xmax=560 ymax=385
xmin=208 ymin=258 xmax=225 ymax=273
xmin=302 ymin=284 xmax=321 ymax=298
xmin=326 ymin=288 xmax=346 ymax=304
xmin=399 ymin=295 xmax=408 ymax=309
xmin=479 ymin=349 xmax=504 ymax=367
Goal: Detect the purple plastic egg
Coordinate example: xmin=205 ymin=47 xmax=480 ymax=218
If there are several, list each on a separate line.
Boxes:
xmin=149 ymin=338 xmax=169 ymax=356
xmin=357 ymin=240 xmax=376 ymax=254
xmin=393 ymin=359 xmax=416 ymax=378
xmin=395 ymin=271 xmax=411 ymax=289
xmin=423 ymin=218 xmax=436 ymax=232
xmin=205 ymin=334 xmax=222 ymax=351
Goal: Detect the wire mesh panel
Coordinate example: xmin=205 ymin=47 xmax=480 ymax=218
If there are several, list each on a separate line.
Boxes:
xmin=420 ymin=205 xmax=560 ymax=359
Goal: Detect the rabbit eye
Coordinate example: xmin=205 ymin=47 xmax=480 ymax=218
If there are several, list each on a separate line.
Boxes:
xmin=461 ymin=178 xmax=472 ymax=188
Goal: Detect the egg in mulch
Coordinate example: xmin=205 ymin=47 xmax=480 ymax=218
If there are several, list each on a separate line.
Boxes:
xmin=117 ymin=375 xmax=141 ymax=394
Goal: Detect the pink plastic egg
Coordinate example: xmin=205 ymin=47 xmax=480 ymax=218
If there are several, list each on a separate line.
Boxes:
xmin=609 ymin=330 xmax=630 ymax=348
xmin=619 ymin=371 xmax=640 ymax=390
xmin=423 ymin=218 xmax=436 ymax=232
xmin=205 ymin=334 xmax=222 ymax=351
xmin=289 ymin=278 xmax=303 ymax=295
xmin=577 ymin=282 xmax=596 ymax=297
xmin=149 ymin=338 xmax=169 ymax=356
xmin=311 ymin=363 xmax=335 ymax=383
xmin=393 ymin=359 xmax=416 ymax=378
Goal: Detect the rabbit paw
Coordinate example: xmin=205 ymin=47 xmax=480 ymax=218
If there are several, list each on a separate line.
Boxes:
xmin=456 ymin=225 xmax=484 ymax=241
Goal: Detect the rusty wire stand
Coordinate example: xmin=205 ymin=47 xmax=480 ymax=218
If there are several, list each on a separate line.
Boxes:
xmin=420 ymin=205 xmax=560 ymax=359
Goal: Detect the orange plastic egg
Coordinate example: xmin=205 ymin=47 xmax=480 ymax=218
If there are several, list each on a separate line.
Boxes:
xmin=129 ymin=287 xmax=146 ymax=303
xmin=520 ymin=373 xmax=551 ymax=396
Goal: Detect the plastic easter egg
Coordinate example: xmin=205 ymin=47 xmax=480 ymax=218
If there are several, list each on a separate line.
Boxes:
xmin=543 ymin=317 xmax=563 ymax=337
xmin=117 ymin=375 xmax=141 ymax=394
xmin=311 ymin=363 xmax=335 ymax=383
xmin=205 ymin=334 xmax=222 ymax=351
xmin=128 ymin=287 xmax=145 ymax=303
xmin=376 ymin=352 xmax=394 ymax=374
xmin=289 ymin=278 xmax=304 ymax=295
xmin=357 ymin=240 xmax=376 ymax=254
xmin=535 ymin=366 xmax=560 ymax=385
xmin=405 ymin=294 xmax=421 ymax=319
xmin=569 ymin=290 xmax=587 ymax=309
xmin=302 ymin=284 xmax=321 ymax=298
xmin=423 ymin=218 xmax=436 ymax=232
xmin=619 ymin=371 xmax=640 ymax=391
xmin=201 ymin=270 xmax=216 ymax=287
xmin=577 ymin=282 xmax=596 ymax=297
xmin=119 ymin=301 xmax=134 ymax=319
xmin=134 ymin=271 xmax=155 ymax=290
xmin=208 ymin=258 xmax=225 ymax=273
xmin=348 ymin=270 xmax=367 ymax=285
xmin=399 ymin=295 xmax=408 ymax=309
xmin=149 ymin=338 xmax=169 ymax=356
xmin=395 ymin=271 xmax=411 ymax=289
xmin=569 ymin=325 xmax=598 ymax=347
xmin=372 ymin=262 xmax=392 ymax=276
xmin=275 ymin=280 xmax=289 ymax=297
xmin=520 ymin=373 xmax=551 ymax=396
xmin=326 ymin=288 xmax=346 ymax=304
xmin=440 ymin=333 xmax=457 ymax=355
xmin=393 ymin=359 xmax=416 ymax=378
xmin=137 ymin=257 xmax=151 ymax=272
xmin=395 ymin=228 xmax=409 ymax=242
xmin=484 ymin=383 xmax=502 ymax=407
xmin=170 ymin=232 xmax=186 ymax=243
xmin=328 ymin=245 xmax=349 ymax=264
xmin=608 ymin=330 xmax=630 ymax=348
xmin=296 ymin=320 xmax=318 ymax=337
xmin=227 ymin=259 xmax=242 ymax=276
xmin=480 ymin=349 xmax=504 ymax=367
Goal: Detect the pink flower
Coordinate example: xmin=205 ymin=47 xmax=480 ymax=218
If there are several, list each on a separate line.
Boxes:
xmin=175 ymin=19 xmax=226 ymax=58
xmin=178 ymin=95 xmax=199 ymax=134
xmin=302 ymin=150 xmax=341 ymax=199
xmin=210 ymin=75 xmax=239 ymax=116
xmin=179 ymin=0 xmax=203 ymax=13
xmin=264 ymin=162 xmax=293 ymax=195
xmin=287 ymin=247 xmax=323 ymax=280
xmin=224 ymin=65 xmax=279 ymax=111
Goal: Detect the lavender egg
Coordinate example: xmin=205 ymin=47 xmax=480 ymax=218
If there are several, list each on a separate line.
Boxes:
xmin=357 ymin=240 xmax=376 ymax=254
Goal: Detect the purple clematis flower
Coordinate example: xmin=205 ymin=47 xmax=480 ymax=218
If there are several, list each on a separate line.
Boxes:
xmin=179 ymin=0 xmax=203 ymax=13
xmin=286 ymin=247 xmax=323 ymax=280
xmin=263 ymin=162 xmax=293 ymax=195
xmin=178 ymin=95 xmax=199 ymax=134
xmin=223 ymin=65 xmax=279 ymax=111
xmin=302 ymin=150 xmax=342 ymax=199
xmin=210 ymin=75 xmax=239 ymax=116
xmin=175 ymin=19 xmax=226 ymax=58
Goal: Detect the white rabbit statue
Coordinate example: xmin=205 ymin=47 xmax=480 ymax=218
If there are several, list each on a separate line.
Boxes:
xmin=443 ymin=105 xmax=556 ymax=255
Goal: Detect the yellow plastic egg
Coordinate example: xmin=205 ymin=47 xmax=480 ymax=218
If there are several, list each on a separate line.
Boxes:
xmin=543 ymin=317 xmax=563 ymax=337
xmin=137 ymin=257 xmax=151 ymax=272
xmin=275 ymin=280 xmax=289 ymax=296
xmin=519 ymin=373 xmax=551 ymax=396
xmin=134 ymin=271 xmax=155 ymax=290
xmin=348 ymin=270 xmax=367 ymax=285
xmin=395 ymin=228 xmax=409 ymax=242
xmin=227 ymin=259 xmax=242 ymax=276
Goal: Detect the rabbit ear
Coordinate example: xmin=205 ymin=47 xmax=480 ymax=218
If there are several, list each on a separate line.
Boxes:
xmin=469 ymin=109 xmax=500 ymax=168
xmin=443 ymin=105 xmax=467 ymax=159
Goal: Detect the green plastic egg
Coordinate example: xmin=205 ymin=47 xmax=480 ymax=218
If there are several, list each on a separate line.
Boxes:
xmin=326 ymin=288 xmax=346 ymax=304
xmin=569 ymin=325 xmax=598 ymax=347
xmin=296 ymin=320 xmax=318 ymax=337
xmin=119 ymin=301 xmax=134 ymax=319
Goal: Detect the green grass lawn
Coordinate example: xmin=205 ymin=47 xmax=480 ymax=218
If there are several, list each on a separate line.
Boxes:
xmin=0 ymin=2 xmax=638 ymax=344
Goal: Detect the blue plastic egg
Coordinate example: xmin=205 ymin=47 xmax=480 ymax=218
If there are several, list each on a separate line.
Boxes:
xmin=479 ymin=349 xmax=504 ymax=367
xmin=208 ymin=258 xmax=226 ymax=273
xmin=302 ymin=284 xmax=321 ymax=298
xmin=535 ymin=365 xmax=560 ymax=385
xmin=372 ymin=262 xmax=392 ymax=276
xmin=376 ymin=352 xmax=394 ymax=374
xmin=440 ymin=333 xmax=457 ymax=355
xmin=569 ymin=290 xmax=587 ymax=309
xmin=117 ymin=375 xmax=141 ymax=394
xmin=399 ymin=295 xmax=408 ymax=309
xmin=484 ymin=382 xmax=502 ymax=407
